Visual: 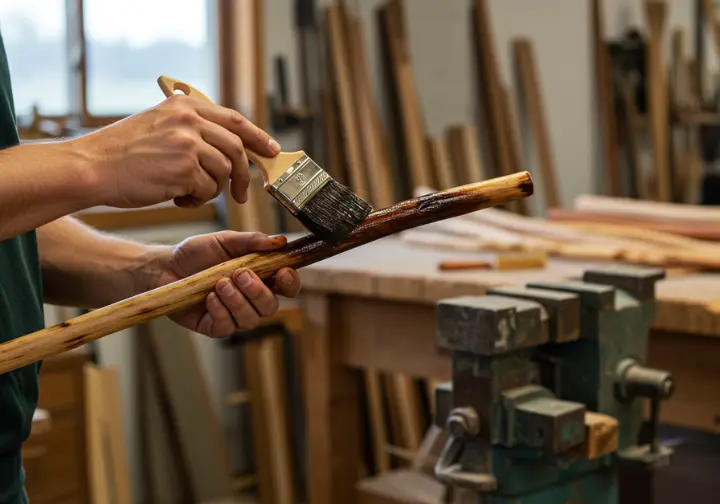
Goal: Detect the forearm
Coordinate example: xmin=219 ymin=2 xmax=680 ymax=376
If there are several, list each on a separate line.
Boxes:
xmin=37 ymin=216 xmax=169 ymax=308
xmin=0 ymin=140 xmax=101 ymax=240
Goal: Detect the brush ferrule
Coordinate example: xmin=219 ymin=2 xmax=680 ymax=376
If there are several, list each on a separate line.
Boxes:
xmin=268 ymin=155 xmax=331 ymax=213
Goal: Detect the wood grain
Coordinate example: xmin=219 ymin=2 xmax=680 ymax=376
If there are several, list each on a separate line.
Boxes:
xmin=591 ymin=0 xmax=622 ymax=196
xmin=346 ymin=13 xmax=397 ymax=207
xmin=325 ymin=4 xmax=372 ymax=200
xmin=426 ymin=137 xmax=455 ymax=190
xmin=0 ymin=173 xmax=532 ymax=374
xmin=379 ymin=0 xmax=434 ymax=193
xmin=645 ymin=0 xmax=671 ymax=201
xmin=513 ymin=38 xmax=560 ymax=208
xmin=444 ymin=125 xmax=485 ymax=185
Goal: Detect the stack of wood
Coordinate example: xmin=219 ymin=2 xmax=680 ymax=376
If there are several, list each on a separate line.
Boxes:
xmin=401 ymin=186 xmax=720 ymax=272
xmin=318 ymin=0 xmax=560 ymax=216
xmin=592 ymin=0 xmax=720 ymax=203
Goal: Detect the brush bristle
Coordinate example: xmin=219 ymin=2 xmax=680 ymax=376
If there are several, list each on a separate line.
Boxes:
xmin=296 ymin=181 xmax=373 ymax=244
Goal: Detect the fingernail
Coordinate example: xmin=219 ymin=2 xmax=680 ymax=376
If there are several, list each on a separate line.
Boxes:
xmin=280 ymin=271 xmax=293 ymax=287
xmin=268 ymin=138 xmax=281 ymax=154
xmin=237 ymin=271 xmax=252 ymax=287
xmin=208 ymin=293 xmax=219 ymax=303
xmin=218 ymin=279 xmax=233 ymax=295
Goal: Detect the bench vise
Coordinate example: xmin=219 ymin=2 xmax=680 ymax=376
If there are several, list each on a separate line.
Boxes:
xmin=433 ymin=267 xmax=675 ymax=504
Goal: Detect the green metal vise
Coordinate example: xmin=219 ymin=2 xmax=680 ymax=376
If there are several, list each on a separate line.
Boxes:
xmin=433 ymin=266 xmax=675 ymax=504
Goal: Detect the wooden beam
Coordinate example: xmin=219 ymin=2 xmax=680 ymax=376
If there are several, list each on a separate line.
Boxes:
xmin=645 ymin=0 xmax=671 ymax=202
xmin=445 ymin=125 xmax=485 ymax=186
xmin=65 ymin=0 xmax=87 ymax=120
xmin=591 ymin=0 xmax=622 ymax=197
xmin=513 ymin=38 xmax=561 ymax=209
xmin=325 ymin=4 xmax=372 ymax=200
xmin=378 ymin=0 xmax=434 ymax=195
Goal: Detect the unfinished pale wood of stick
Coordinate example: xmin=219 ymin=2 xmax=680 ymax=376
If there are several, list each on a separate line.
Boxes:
xmin=381 ymin=0 xmax=434 ymax=191
xmin=513 ymin=38 xmax=560 ymax=208
xmin=426 ymin=137 xmax=455 ymax=189
xmin=0 ymin=173 xmax=532 ymax=374
xmin=591 ymin=0 xmax=622 ymax=196
xmin=645 ymin=1 xmax=671 ymax=202
xmin=346 ymin=14 xmax=396 ymax=207
xmin=325 ymin=5 xmax=372 ymax=200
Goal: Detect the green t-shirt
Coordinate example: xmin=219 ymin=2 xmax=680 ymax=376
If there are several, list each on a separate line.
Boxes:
xmin=0 ymin=35 xmax=46 ymax=504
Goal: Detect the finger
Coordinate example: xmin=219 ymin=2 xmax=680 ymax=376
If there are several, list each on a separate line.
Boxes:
xmin=216 ymin=231 xmax=287 ymax=257
xmin=198 ymin=141 xmax=231 ymax=197
xmin=216 ymin=277 xmax=260 ymax=331
xmin=204 ymin=292 xmax=237 ymax=338
xmin=195 ymin=103 xmax=281 ymax=157
xmin=232 ymin=269 xmax=279 ymax=317
xmin=199 ymin=120 xmax=250 ymax=203
xmin=187 ymin=163 xmax=219 ymax=204
xmin=272 ymin=268 xmax=302 ymax=298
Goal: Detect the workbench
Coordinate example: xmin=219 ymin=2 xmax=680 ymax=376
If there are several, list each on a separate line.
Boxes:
xmin=296 ymin=236 xmax=720 ymax=504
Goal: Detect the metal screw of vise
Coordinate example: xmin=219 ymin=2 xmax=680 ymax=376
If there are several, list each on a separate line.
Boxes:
xmin=446 ymin=407 xmax=480 ymax=439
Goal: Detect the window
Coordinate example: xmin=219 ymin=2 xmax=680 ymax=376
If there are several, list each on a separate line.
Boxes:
xmin=84 ymin=0 xmax=218 ymax=115
xmin=0 ymin=0 xmax=70 ymax=117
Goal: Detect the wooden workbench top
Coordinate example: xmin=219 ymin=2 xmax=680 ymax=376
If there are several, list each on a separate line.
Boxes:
xmin=299 ymin=236 xmax=720 ymax=337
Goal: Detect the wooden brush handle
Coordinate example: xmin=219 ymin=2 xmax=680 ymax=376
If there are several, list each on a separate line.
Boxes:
xmin=157 ymin=75 xmax=305 ymax=184
xmin=0 ymin=172 xmax=532 ymax=374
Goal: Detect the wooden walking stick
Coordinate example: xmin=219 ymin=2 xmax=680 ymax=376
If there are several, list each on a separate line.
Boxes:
xmin=0 ymin=172 xmax=532 ymax=374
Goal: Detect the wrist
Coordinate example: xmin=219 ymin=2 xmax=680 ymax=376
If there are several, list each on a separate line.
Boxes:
xmin=133 ymin=244 xmax=173 ymax=294
xmin=50 ymin=139 xmax=107 ymax=209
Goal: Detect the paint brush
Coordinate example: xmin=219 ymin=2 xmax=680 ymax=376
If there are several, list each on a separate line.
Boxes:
xmin=157 ymin=75 xmax=373 ymax=244
xmin=0 ymin=172 xmax=533 ymax=374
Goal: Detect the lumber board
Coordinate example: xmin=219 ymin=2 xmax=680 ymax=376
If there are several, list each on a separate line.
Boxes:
xmin=365 ymin=370 xmax=391 ymax=473
xmin=645 ymin=0 xmax=671 ymax=202
xmin=701 ymin=0 xmax=720 ymax=64
xmin=426 ymin=136 xmax=456 ymax=190
xmin=444 ymin=125 xmax=485 ymax=185
xmin=325 ymin=4 xmax=372 ymax=200
xmin=300 ymin=293 xmax=362 ymax=504
xmin=85 ymin=364 xmax=111 ymax=504
xmin=378 ymin=0 xmax=433 ymax=194
xmin=146 ymin=319 xmax=234 ymax=500
xmin=591 ymin=0 xmax=622 ymax=196
xmin=346 ymin=12 xmax=397 ymax=208
xmin=512 ymin=38 xmax=560 ymax=208
xmin=617 ymin=75 xmax=645 ymax=199
xmin=573 ymin=194 xmax=720 ymax=223
xmin=499 ymin=84 xmax=529 ymax=215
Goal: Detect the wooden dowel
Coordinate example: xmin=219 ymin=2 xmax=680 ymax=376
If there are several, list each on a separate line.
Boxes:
xmin=0 ymin=173 xmax=533 ymax=374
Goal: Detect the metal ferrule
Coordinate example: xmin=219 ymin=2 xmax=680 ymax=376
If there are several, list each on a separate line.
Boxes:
xmin=268 ymin=155 xmax=331 ymax=214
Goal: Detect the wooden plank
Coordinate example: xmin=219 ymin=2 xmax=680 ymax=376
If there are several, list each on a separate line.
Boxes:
xmin=513 ymin=38 xmax=560 ymax=208
xmin=102 ymin=368 xmax=132 ymax=504
xmin=138 ymin=332 xmax=189 ymax=502
xmin=300 ymin=293 xmax=362 ymax=504
xmin=75 ymin=203 xmax=216 ymax=231
xmin=226 ymin=390 xmax=251 ymax=406
xmin=425 ymin=137 xmax=456 ymax=190
xmin=591 ymin=0 xmax=622 ymax=197
xmin=346 ymin=12 xmax=397 ymax=208
xmin=444 ymin=125 xmax=484 ymax=185
xmin=650 ymin=331 xmax=720 ymax=433
xmin=499 ymin=84 xmax=529 ymax=215
xmin=379 ymin=0 xmax=434 ymax=194
xmin=325 ymin=4 xmax=372 ymax=200
xmin=84 ymin=364 xmax=111 ymax=504
xmin=701 ymin=0 xmax=720 ymax=63
xmin=146 ymin=319 xmax=234 ymax=500
xmin=392 ymin=374 xmax=424 ymax=451
xmin=244 ymin=341 xmax=274 ymax=504
xmin=617 ymin=74 xmax=645 ymax=199
xmin=365 ymin=370 xmax=391 ymax=474
xmin=645 ymin=0 xmax=671 ymax=202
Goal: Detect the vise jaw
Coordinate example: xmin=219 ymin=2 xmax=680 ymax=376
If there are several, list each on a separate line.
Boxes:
xmin=433 ymin=266 xmax=676 ymax=503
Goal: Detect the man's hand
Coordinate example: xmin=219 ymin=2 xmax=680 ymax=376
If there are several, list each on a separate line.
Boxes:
xmin=145 ymin=231 xmax=301 ymax=338
xmin=71 ymin=94 xmax=280 ymax=209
